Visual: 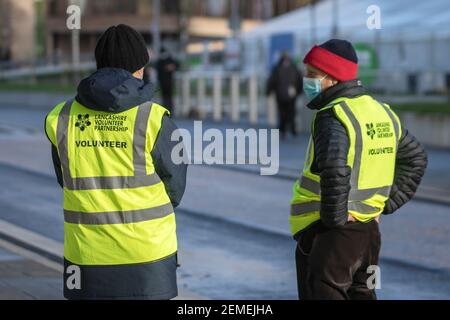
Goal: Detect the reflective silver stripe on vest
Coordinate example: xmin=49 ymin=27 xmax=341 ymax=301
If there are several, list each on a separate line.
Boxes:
xmin=323 ymin=101 xmax=342 ymax=109
xmin=338 ymin=101 xmax=392 ymax=200
xmin=377 ymin=100 xmax=400 ymax=146
xmin=64 ymin=203 xmax=174 ymax=225
xmin=299 ymin=171 xmax=390 ymax=200
xmin=133 ymin=103 xmax=151 ymax=176
xmin=290 ymin=201 xmax=320 ymax=216
xmin=348 ymin=202 xmax=379 ymax=214
xmin=290 ymin=201 xmax=378 ymax=216
xmin=339 ymin=101 xmax=362 ymax=190
xmin=57 ymin=99 xmax=160 ymax=190
xmin=298 ymin=175 xmax=382 ymax=198
xmin=299 ymin=175 xmax=321 ymax=194
xmin=67 ymin=175 xmax=161 ymax=190
xmin=305 ymin=137 xmax=313 ymax=167
xmin=349 ymin=185 xmax=390 ymax=200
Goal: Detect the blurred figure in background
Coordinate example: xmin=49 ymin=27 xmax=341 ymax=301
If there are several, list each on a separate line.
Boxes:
xmin=266 ymin=51 xmax=303 ymax=139
xmin=155 ymin=47 xmax=179 ymax=114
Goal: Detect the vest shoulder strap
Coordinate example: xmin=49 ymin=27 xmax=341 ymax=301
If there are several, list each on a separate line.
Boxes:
xmin=45 ymin=100 xmax=70 ymax=146
xmin=152 ymin=102 xmax=170 ymax=114
xmin=147 ymin=102 xmax=169 ymax=149
xmin=320 ymin=96 xmax=350 ymax=111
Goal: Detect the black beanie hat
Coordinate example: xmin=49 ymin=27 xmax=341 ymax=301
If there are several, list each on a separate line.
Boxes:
xmin=95 ymin=24 xmax=149 ymax=73
xmin=319 ymin=39 xmax=358 ymax=63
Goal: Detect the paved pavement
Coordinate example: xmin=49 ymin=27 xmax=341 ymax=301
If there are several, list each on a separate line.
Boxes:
xmin=0 ymin=241 xmax=203 ymax=300
xmin=0 ymin=242 xmax=62 ymax=300
xmin=0 ymin=217 xmax=204 ymax=300
xmin=0 ymin=97 xmax=449 ymax=299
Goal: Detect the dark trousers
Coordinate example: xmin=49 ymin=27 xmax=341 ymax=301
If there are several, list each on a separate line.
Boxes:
xmin=295 ymin=220 xmax=381 ymax=300
xmin=276 ymin=98 xmax=297 ymax=136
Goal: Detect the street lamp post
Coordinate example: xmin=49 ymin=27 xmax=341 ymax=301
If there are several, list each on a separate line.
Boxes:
xmin=152 ymin=0 xmax=161 ymax=60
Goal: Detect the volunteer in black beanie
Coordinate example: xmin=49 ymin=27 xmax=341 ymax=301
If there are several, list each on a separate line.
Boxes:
xmin=50 ymin=23 xmax=188 ymax=300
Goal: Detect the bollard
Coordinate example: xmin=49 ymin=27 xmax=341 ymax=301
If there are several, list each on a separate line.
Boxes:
xmin=267 ymin=93 xmax=277 ymax=127
xmin=230 ymin=73 xmax=240 ymax=122
xmin=213 ymin=72 xmax=222 ymax=121
xmin=197 ymin=76 xmax=205 ymax=118
xmin=248 ymin=74 xmax=258 ymax=125
xmin=182 ymin=73 xmax=191 ymax=117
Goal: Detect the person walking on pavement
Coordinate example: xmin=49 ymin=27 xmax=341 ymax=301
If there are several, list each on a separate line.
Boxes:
xmin=289 ymin=39 xmax=428 ymax=300
xmin=44 ymin=24 xmax=187 ymax=300
xmin=155 ymin=47 xmax=179 ymax=114
xmin=266 ymin=51 xmax=303 ymax=139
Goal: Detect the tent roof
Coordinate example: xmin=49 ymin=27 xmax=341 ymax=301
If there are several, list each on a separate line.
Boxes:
xmin=243 ymin=0 xmax=450 ymax=41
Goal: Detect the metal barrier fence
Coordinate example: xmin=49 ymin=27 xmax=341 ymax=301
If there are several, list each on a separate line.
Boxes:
xmin=173 ymin=71 xmax=450 ymax=136
xmin=174 ymin=72 xmax=279 ymax=126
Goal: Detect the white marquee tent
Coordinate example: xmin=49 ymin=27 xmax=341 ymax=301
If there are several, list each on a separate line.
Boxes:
xmin=241 ymin=0 xmax=450 ymax=93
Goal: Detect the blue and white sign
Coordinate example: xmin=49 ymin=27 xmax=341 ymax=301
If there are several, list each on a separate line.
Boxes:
xmin=268 ymin=32 xmax=294 ymax=71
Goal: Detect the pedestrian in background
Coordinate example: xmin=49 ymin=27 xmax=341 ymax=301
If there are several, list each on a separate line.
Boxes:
xmin=155 ymin=47 xmax=179 ymax=114
xmin=266 ymin=51 xmax=303 ymax=139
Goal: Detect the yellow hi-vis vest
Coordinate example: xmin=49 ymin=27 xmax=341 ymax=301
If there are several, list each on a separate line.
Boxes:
xmin=45 ymin=99 xmax=177 ymax=266
xmin=289 ymin=95 xmax=402 ymax=237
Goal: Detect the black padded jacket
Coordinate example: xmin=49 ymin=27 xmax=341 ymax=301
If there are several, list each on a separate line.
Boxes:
xmin=307 ymin=80 xmax=428 ymax=228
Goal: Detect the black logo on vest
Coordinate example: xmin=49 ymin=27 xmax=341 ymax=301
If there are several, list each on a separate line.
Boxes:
xmin=366 ymin=123 xmax=376 ymax=139
xmin=75 ymin=114 xmax=91 ymax=131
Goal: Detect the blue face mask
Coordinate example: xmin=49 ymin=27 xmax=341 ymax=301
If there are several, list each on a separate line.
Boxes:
xmin=303 ymin=75 xmax=327 ymax=101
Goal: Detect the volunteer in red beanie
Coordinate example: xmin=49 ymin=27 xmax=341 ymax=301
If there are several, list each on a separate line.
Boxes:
xmin=292 ymin=39 xmax=428 ymax=300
